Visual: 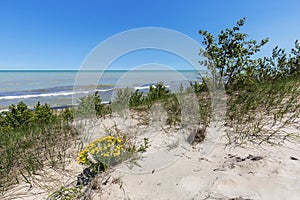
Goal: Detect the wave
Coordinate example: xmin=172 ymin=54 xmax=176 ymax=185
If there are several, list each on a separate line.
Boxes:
xmin=0 ymin=84 xmax=172 ymax=101
xmin=134 ymin=86 xmax=152 ymax=90
xmin=0 ymin=88 xmax=113 ymax=100
xmin=134 ymin=85 xmax=170 ymax=90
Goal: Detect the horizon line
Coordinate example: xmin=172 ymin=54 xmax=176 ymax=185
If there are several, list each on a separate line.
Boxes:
xmin=0 ymin=69 xmax=199 ymax=71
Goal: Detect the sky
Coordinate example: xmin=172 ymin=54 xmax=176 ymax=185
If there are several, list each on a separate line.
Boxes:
xmin=0 ymin=0 xmax=300 ymax=70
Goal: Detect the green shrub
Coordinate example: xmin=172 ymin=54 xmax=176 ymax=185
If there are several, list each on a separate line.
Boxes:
xmin=31 ymin=101 xmax=53 ymax=124
xmin=111 ymin=88 xmax=132 ymax=112
xmin=60 ymin=108 xmax=74 ymax=122
xmin=129 ymin=89 xmax=144 ymax=107
xmin=164 ymin=95 xmax=181 ymax=126
xmin=75 ymin=91 xmax=107 ymax=118
xmin=189 ymin=80 xmax=208 ymax=93
xmin=147 ymin=82 xmax=170 ymax=102
xmin=3 ymin=102 xmax=33 ymax=129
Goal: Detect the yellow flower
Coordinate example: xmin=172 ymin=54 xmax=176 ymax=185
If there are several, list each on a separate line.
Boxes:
xmin=103 ymin=152 xmax=110 ymax=157
xmin=77 ymin=135 xmax=126 ymax=166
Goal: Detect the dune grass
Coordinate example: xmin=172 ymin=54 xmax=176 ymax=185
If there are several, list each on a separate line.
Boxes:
xmin=226 ymin=76 xmax=300 ymax=145
xmin=0 ymin=104 xmax=79 ymax=192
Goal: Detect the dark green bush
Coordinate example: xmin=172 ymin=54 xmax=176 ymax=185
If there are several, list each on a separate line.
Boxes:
xmin=3 ymin=102 xmax=33 ymax=129
xmin=31 ymin=101 xmax=53 ymax=124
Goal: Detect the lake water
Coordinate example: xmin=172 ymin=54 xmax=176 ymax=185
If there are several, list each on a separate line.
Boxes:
xmin=0 ymin=70 xmax=200 ymax=110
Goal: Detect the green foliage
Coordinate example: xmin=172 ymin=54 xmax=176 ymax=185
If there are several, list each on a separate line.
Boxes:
xmin=0 ymin=101 xmax=78 ymax=191
xmin=60 ymin=108 xmax=74 ymax=122
xmin=164 ymin=95 xmax=181 ymax=126
xmin=94 ymin=91 xmax=106 ymax=117
xmin=3 ymin=102 xmax=33 ymax=129
xmin=0 ymin=113 xmax=5 ymax=127
xmin=1 ymin=101 xmax=56 ymax=129
xmin=188 ymin=80 xmax=208 ymax=93
xmin=112 ymin=83 xmax=171 ymax=111
xmin=226 ymin=77 xmax=300 ymax=145
xmin=289 ymin=40 xmax=300 ymax=75
xmin=75 ymin=91 xmax=108 ymax=118
xmin=199 ymin=17 xmax=300 ymax=90
xmin=129 ymin=89 xmax=144 ymax=107
xmin=256 ymin=40 xmax=300 ymax=81
xmin=199 ymin=17 xmax=269 ymax=89
xmin=111 ymin=87 xmax=132 ymax=111
xmin=197 ymin=92 xmax=212 ymax=125
xmin=31 ymin=101 xmax=53 ymax=124
xmin=146 ymin=82 xmax=170 ymax=103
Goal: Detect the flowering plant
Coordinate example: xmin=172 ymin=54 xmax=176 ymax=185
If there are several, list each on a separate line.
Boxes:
xmin=78 ymin=136 xmax=126 ymax=170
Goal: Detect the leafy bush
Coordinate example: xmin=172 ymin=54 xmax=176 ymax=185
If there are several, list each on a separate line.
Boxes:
xmin=199 ymin=17 xmax=300 ymax=90
xmin=164 ymin=95 xmax=181 ymax=126
xmin=111 ymin=88 xmax=132 ymax=112
xmin=112 ymin=83 xmax=171 ymax=111
xmin=199 ymin=17 xmax=269 ymax=89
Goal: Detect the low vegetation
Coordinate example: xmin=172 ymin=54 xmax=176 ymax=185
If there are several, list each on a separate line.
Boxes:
xmin=0 ymin=101 xmax=78 ymax=191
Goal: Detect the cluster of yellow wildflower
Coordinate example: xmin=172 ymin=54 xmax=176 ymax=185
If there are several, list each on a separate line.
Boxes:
xmin=78 ymin=136 xmax=126 ymax=167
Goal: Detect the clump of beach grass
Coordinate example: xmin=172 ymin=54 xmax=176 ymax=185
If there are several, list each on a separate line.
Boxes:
xmin=0 ymin=102 xmax=79 ymax=192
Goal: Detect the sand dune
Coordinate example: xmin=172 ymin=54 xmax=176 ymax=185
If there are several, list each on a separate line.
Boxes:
xmin=3 ymin=114 xmax=300 ymax=200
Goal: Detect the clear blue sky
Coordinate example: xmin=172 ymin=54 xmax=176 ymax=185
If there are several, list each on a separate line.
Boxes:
xmin=0 ymin=0 xmax=300 ymax=70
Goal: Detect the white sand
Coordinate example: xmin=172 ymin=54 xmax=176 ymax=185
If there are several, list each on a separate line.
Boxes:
xmin=95 ymin=136 xmax=300 ymax=200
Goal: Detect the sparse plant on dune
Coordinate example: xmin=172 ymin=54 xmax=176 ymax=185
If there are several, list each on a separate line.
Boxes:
xmin=226 ymin=77 xmax=300 ymax=145
xmin=75 ymin=91 xmax=110 ymax=119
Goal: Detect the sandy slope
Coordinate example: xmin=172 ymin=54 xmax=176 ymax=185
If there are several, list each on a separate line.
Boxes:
xmin=3 ymin=114 xmax=300 ymax=200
